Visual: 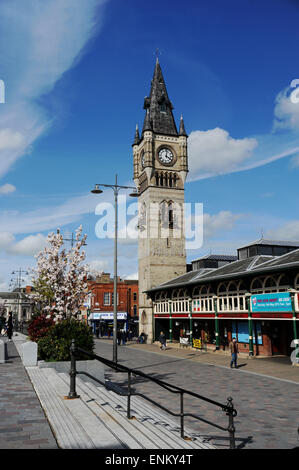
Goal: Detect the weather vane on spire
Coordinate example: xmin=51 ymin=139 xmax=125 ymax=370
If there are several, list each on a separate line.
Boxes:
xmin=154 ymin=48 xmax=162 ymax=60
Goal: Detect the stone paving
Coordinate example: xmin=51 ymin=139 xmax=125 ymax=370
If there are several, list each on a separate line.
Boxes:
xmin=94 ymin=339 xmax=299 ymax=449
xmin=0 ymin=338 xmax=58 ymax=449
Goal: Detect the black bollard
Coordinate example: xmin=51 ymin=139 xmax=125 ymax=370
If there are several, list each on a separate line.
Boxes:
xmin=67 ymin=339 xmax=80 ymax=399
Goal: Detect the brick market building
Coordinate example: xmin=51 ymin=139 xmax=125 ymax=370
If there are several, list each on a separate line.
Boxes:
xmin=87 ymin=273 xmax=139 ymax=337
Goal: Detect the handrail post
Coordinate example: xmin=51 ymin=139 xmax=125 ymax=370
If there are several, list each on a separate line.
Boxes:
xmin=68 ymin=339 xmax=80 ymax=399
xmin=127 ymin=371 xmax=131 ymax=419
xmin=226 ymin=396 xmax=236 ymax=449
xmin=180 ymin=391 xmax=184 ymax=438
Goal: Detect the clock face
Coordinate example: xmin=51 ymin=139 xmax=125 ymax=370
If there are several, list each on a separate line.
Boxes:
xmin=158 ymin=147 xmax=174 ymax=165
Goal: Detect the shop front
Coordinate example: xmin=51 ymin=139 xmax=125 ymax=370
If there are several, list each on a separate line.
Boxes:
xmin=90 ymin=312 xmax=128 ymax=336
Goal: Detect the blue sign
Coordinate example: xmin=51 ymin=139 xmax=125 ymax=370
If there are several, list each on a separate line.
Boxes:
xmin=251 ymin=293 xmax=292 ymax=313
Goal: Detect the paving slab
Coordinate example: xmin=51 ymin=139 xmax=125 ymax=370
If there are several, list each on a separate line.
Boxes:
xmin=0 ymin=337 xmax=58 ymax=449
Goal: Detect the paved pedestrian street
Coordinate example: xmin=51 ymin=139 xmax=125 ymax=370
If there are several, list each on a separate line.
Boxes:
xmin=0 ymin=340 xmax=58 ymax=449
xmin=94 ymin=339 xmax=299 ymax=449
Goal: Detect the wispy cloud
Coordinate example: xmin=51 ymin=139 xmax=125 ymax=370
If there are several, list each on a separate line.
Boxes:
xmin=0 ymin=0 xmax=107 ymax=179
xmin=0 ymin=183 xmax=16 ymax=194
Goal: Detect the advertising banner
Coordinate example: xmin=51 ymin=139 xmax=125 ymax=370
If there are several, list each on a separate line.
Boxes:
xmin=250 ymin=293 xmax=292 ymax=313
xmin=91 ymin=312 xmax=127 ymax=320
xmin=192 ymin=338 xmax=202 ymax=349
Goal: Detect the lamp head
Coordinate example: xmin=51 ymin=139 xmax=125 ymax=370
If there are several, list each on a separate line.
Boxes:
xmin=91 ymin=184 xmax=103 ymax=194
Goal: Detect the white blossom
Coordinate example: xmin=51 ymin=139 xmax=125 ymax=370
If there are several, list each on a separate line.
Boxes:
xmin=31 ymin=225 xmax=89 ymax=321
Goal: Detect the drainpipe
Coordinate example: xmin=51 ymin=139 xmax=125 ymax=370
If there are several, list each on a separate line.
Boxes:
xmin=246 ymin=294 xmax=254 ymax=357
xmin=189 ymin=298 xmax=193 ymax=346
xmin=169 ymin=300 xmax=173 ymax=343
xmin=289 ymin=290 xmax=299 ymax=362
xmin=213 ymin=297 xmax=220 ymax=350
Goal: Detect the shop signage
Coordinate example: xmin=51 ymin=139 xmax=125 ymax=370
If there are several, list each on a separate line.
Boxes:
xmin=91 ymin=312 xmax=127 ymax=320
xmin=250 ymin=293 xmax=292 ymax=313
xmin=192 ymin=338 xmax=202 ymax=349
xmin=180 ymin=337 xmax=189 ymax=345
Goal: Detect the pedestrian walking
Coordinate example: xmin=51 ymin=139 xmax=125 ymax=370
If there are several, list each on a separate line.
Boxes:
xmin=229 ymin=337 xmax=239 ymax=368
xmin=117 ymin=330 xmax=122 ymax=346
xmin=95 ymin=324 xmax=100 ymax=339
xmin=159 ymin=331 xmax=166 ymax=350
xmin=7 ymin=312 xmax=13 ymax=342
xmin=121 ymin=330 xmax=127 ymax=346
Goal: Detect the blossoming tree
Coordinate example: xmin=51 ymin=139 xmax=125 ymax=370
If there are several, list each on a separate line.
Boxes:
xmin=31 ymin=225 xmax=89 ymax=322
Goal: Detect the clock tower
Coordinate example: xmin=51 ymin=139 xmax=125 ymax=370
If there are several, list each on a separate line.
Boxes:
xmin=132 ymin=58 xmax=188 ymax=342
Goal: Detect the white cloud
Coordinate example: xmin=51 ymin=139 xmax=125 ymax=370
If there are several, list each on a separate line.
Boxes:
xmin=266 ymin=221 xmax=299 ymax=241
xmin=8 ymin=233 xmax=47 ymax=256
xmin=203 ymin=211 xmax=242 ymax=240
xmin=0 ymin=183 xmax=16 ymax=194
xmin=0 ymin=129 xmax=25 ymax=151
xmin=188 ymin=128 xmax=258 ymax=180
xmin=124 ymin=272 xmax=138 ymax=280
xmin=86 ymin=259 xmax=108 ymax=274
xmin=273 ymin=85 xmax=299 ymax=131
xmin=0 ymin=0 xmax=107 ymax=179
xmin=0 ymin=232 xmax=15 ymax=251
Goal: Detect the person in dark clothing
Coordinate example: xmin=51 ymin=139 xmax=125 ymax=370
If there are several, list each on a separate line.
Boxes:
xmin=121 ymin=330 xmax=127 ymax=346
xmin=159 ymin=331 xmax=166 ymax=350
xmin=7 ymin=312 xmax=13 ymax=342
xmin=117 ymin=330 xmax=122 ymax=346
xmin=95 ymin=324 xmax=100 ymax=339
xmin=229 ymin=337 xmax=239 ymax=368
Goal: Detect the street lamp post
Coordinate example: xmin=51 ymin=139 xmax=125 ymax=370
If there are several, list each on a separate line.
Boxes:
xmin=91 ymin=174 xmax=138 ymax=363
xmin=11 ymin=268 xmax=28 ymax=324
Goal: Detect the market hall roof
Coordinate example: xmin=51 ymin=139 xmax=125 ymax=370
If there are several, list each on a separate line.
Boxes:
xmin=191 ymin=254 xmax=238 ymax=263
xmin=146 ymin=249 xmax=299 ymax=293
xmin=237 ymin=238 xmax=299 ymax=249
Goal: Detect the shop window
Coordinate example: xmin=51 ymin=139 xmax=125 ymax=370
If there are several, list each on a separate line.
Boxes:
xmin=232 ymin=321 xmax=263 ymax=344
xmin=103 ymin=292 xmax=111 ymax=306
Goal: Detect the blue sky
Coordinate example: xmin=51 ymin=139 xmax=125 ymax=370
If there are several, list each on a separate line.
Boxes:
xmin=1 ymin=0 xmax=299 ymax=288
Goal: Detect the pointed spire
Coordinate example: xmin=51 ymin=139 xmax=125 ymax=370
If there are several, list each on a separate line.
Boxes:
xmin=179 ymin=114 xmax=187 ymax=137
xmin=142 ymin=108 xmax=152 ymax=133
xmin=133 ymin=124 xmax=140 ymax=145
xmin=142 ymin=60 xmax=178 ymax=137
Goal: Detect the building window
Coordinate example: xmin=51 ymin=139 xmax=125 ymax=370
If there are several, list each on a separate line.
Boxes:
xmin=111 ymin=292 xmax=119 ymax=306
xmin=133 ymin=305 xmax=137 ymax=316
xmin=133 ymin=292 xmax=137 ymax=302
xmin=103 ymin=292 xmax=111 ymax=306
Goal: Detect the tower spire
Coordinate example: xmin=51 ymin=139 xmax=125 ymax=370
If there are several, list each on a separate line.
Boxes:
xmin=142 ymin=60 xmax=178 ymax=137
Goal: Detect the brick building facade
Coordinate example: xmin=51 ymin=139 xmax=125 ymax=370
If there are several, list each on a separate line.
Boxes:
xmin=87 ymin=273 xmax=139 ymax=336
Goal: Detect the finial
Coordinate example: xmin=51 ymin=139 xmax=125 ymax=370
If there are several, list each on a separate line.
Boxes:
xmin=133 ymin=124 xmax=140 ymax=145
xmin=179 ymin=113 xmax=187 ymax=136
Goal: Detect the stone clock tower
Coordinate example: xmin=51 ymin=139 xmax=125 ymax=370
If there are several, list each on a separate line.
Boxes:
xmin=132 ymin=59 xmax=188 ymax=342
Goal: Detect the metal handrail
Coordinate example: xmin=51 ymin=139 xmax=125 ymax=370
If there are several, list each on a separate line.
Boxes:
xmin=68 ymin=339 xmax=237 ymax=449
